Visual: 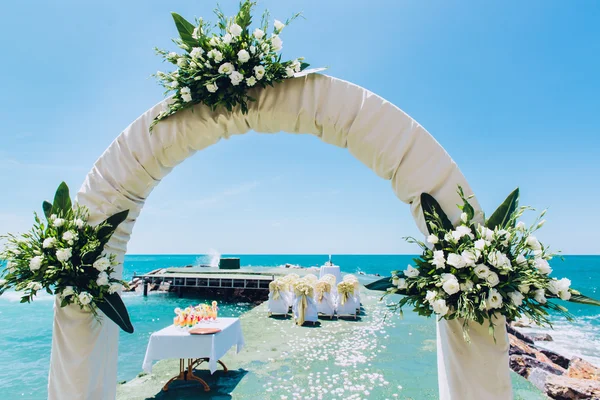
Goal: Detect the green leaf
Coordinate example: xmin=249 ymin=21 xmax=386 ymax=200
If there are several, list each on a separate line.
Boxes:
xmin=52 ymin=182 xmax=72 ymax=215
xmin=42 ymin=201 xmax=53 ymax=220
xmin=365 ymin=277 xmax=395 ymax=291
xmin=420 ymin=193 xmax=453 ymax=234
xmin=95 ymin=292 xmax=134 ymax=334
xmin=487 ymin=188 xmax=519 ymax=230
xmin=568 ymin=293 xmax=600 ymax=307
xmin=171 ymin=12 xmax=197 ymax=48
xmin=97 ymin=210 xmax=130 ymax=247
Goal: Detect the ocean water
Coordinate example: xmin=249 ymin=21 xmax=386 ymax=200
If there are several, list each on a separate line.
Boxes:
xmin=0 ymin=254 xmax=598 ymax=399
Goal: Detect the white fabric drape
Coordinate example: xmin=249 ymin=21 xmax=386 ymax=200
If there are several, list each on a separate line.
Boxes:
xmin=47 ymin=73 xmax=510 ymax=399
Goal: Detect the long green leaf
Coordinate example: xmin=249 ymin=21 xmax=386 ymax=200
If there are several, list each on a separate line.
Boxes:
xmin=487 ymin=188 xmax=519 ymax=230
xmin=568 ymin=293 xmax=600 ymax=307
xmin=97 ymin=210 xmax=129 ymax=247
xmin=52 ymin=182 xmax=72 ymax=215
xmin=365 ymin=277 xmax=395 ymax=291
xmin=420 ymin=193 xmax=453 ymax=234
xmin=42 ymin=201 xmax=53 ymax=220
xmin=96 ymin=292 xmax=134 ymax=333
xmin=171 ymin=12 xmax=197 ymax=48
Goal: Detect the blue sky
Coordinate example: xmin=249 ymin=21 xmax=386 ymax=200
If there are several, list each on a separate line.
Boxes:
xmin=0 ymin=1 xmax=599 ymax=254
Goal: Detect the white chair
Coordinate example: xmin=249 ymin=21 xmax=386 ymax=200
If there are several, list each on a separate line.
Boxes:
xmin=314 ymin=281 xmax=335 ymax=319
xmin=267 ymin=280 xmax=288 ymax=316
xmin=292 ymin=282 xmax=318 ymax=326
xmin=336 ymin=281 xmax=359 ymax=319
xmin=343 ymin=275 xmax=361 ymax=311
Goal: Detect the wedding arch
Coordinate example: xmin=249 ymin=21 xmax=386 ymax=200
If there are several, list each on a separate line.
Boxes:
xmin=47 ymin=73 xmax=511 ymax=399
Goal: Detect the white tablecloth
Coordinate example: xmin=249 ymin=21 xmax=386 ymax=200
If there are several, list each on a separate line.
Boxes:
xmin=142 ymin=317 xmax=244 ymax=374
xmin=319 ymin=265 xmax=342 ymax=284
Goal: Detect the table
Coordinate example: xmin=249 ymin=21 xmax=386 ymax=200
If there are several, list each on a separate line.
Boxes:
xmin=319 ymin=264 xmax=342 ymax=285
xmin=142 ymin=317 xmax=244 ymax=391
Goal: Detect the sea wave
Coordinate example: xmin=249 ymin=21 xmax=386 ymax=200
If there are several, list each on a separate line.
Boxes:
xmin=0 ymin=290 xmax=55 ymax=303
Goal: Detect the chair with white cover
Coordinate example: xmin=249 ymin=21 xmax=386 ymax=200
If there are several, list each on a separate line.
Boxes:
xmin=267 ymin=280 xmax=289 ymax=316
xmin=336 ymin=281 xmax=359 ymax=319
xmin=303 ymin=274 xmax=319 ymax=286
xmin=292 ymin=281 xmax=318 ymax=326
xmin=314 ymin=281 xmax=335 ymax=318
xmin=343 ymin=274 xmax=361 ymax=311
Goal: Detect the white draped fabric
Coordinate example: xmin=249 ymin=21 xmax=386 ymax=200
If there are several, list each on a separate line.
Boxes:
xmin=48 ymin=73 xmax=510 ymax=399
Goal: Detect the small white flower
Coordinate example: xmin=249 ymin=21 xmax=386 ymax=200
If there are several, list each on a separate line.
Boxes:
xmin=229 ymin=71 xmax=244 ymax=86
xmin=474 ymin=264 xmax=490 ymax=279
xmin=176 ymin=58 xmax=187 ymax=68
xmin=74 ymin=219 xmax=85 ymax=229
xmin=285 ymin=67 xmax=295 ymax=77
xmin=547 ymin=279 xmax=561 ymax=295
xmin=218 ymin=62 xmax=235 ymax=75
xmin=426 ymin=234 xmax=439 ymax=245
xmin=249 ymin=45 xmax=256 ymax=54
xmin=425 ymin=290 xmax=437 ymax=303
xmin=222 ymin=33 xmax=233 ymax=45
xmin=559 ymin=290 xmax=571 ymax=301
xmin=190 ymin=47 xmax=204 ymax=58
xmin=27 ymin=282 xmax=42 ymax=291
xmin=180 ymin=87 xmax=192 ymax=102
xmin=237 ymin=49 xmax=250 ymax=63
xmin=474 ymin=239 xmax=487 ymax=251
xmin=29 ymin=256 xmax=44 ymax=271
xmin=168 ymin=52 xmax=178 ymax=59
xmin=447 ymin=253 xmax=466 ymax=269
xmin=170 ymin=80 xmax=179 ymax=88
xmin=516 ymin=254 xmax=528 ymax=267
xmin=526 ymin=235 xmax=542 ymax=250
xmin=461 ymin=250 xmax=478 ymax=267
xmin=6 ymin=261 xmax=16 ymax=273
xmin=432 ymin=299 xmax=449 ymax=316
xmin=254 ymin=65 xmax=266 ymax=80
xmin=108 ymin=282 xmax=122 ymax=294
xmin=534 ymin=289 xmax=547 ymax=304
xmin=78 ymin=292 xmax=93 ymax=306
xmin=537 ymin=219 xmax=546 ymax=228
xmin=452 ymin=225 xmax=474 ymax=241
xmin=534 ymin=258 xmax=552 ymax=275
xmin=246 ymin=76 xmax=257 ymax=87
xmin=274 ymin=19 xmax=285 ymax=32
xmin=53 ymin=218 xmax=65 ymax=228
xmin=50 ymin=214 xmax=57 ymax=221
xmin=206 ymin=82 xmax=218 ymax=93
xmin=62 ymin=231 xmax=77 ymax=242
xmin=508 ymin=291 xmax=524 ymax=307
xmin=518 ymin=284 xmax=530 ymax=294
xmin=516 ymin=221 xmax=526 ymax=231
xmin=396 ymin=278 xmax=407 ymax=290
xmin=62 ymin=286 xmax=74 ymax=298
xmin=207 ymin=49 xmax=223 ymax=63
xmin=253 ymin=28 xmax=265 ymax=40
xmin=192 ymin=26 xmax=202 ymax=40
xmin=557 ymin=278 xmax=571 ymax=292
xmin=96 ymin=272 xmax=109 ymax=286
xmin=56 ymin=248 xmax=72 ymax=263
xmin=488 ymin=251 xmax=511 ymax=270
xmin=229 ymin=23 xmax=242 ymax=37
xmin=403 ymin=265 xmax=420 ymax=278
xmin=460 ymin=280 xmax=474 ymax=292
xmin=486 ymin=271 xmax=500 ymax=287
xmin=477 ymin=225 xmax=494 ymax=241
xmin=460 ymin=212 xmax=468 ymax=223
xmin=93 ymin=258 xmax=110 ymax=272
xmin=271 ymin=35 xmax=283 ymax=51
xmin=43 ymin=237 xmax=57 ymax=249
xmin=442 ymin=277 xmax=460 ymax=295
xmin=486 ymin=289 xmax=503 ymax=309
xmin=430 ymin=250 xmax=446 ymax=269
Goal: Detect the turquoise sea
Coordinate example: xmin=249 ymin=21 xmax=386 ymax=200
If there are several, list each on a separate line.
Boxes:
xmin=0 ymin=254 xmax=598 ymax=399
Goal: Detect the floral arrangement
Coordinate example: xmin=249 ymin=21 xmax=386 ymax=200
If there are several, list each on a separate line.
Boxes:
xmin=151 ymin=1 xmax=312 ymax=129
xmin=0 ymin=183 xmax=134 ymax=333
xmin=366 ymin=187 xmax=600 ymax=340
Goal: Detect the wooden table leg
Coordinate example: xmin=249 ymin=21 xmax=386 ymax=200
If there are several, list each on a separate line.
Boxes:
xmin=162 ymin=359 xmax=211 ymax=392
xmin=190 ymin=357 xmax=228 ymax=373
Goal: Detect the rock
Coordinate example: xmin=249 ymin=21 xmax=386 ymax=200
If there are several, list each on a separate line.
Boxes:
xmin=507 ymin=325 xmax=535 ymax=345
xmin=545 ymin=374 xmax=600 ymax=399
xmin=528 ymin=368 xmax=551 ymax=392
xmin=541 ymin=349 xmax=572 ymax=369
xmin=510 ymin=355 xmax=565 ymax=378
xmin=567 ymin=357 xmax=600 ymax=381
xmin=158 ymin=281 xmax=171 ymax=292
xmin=530 ymin=333 xmax=554 ymax=342
xmin=508 ymin=334 xmax=552 ymax=364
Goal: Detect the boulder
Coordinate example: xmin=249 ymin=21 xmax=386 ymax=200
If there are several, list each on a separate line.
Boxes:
xmin=507 ymin=325 xmax=535 ymax=344
xmin=509 ymin=334 xmax=553 ymax=364
xmin=510 ymin=355 xmax=565 ymax=378
xmin=545 ymin=374 xmax=600 ymax=399
xmin=530 ymin=333 xmax=554 ymax=342
xmin=158 ymin=281 xmax=171 ymax=292
xmin=541 ymin=349 xmax=572 ymax=370
xmin=567 ymin=357 xmax=600 ymax=381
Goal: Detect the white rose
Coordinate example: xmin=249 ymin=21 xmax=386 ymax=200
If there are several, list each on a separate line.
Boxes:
xmin=508 ymin=291 xmax=524 ymax=307
xmin=430 ymin=250 xmax=446 ymax=269
xmin=534 ymin=258 xmax=552 ymax=275
xmin=486 ymin=271 xmax=500 ymax=287
xmin=237 ymin=49 xmax=250 ymax=63
xmin=96 ymin=272 xmax=109 ymax=286
xmin=246 ymin=76 xmax=257 ymax=87
xmin=62 ymin=286 xmax=74 ymax=298
xmin=452 ymin=225 xmax=474 ymax=241
xmin=74 ymin=219 xmax=85 ymax=229
xmin=285 ymin=67 xmax=295 ymax=77
xmin=403 ymin=265 xmax=420 ymax=278
xmin=218 ymin=62 xmax=235 ymax=75
xmin=229 ymin=23 xmax=243 ymax=37
xmin=534 ymin=289 xmax=547 ymax=304
xmin=190 ymin=47 xmax=204 ymax=58
xmin=249 ymin=45 xmax=256 ymax=54
xmin=93 ymin=258 xmax=110 ymax=272
xmin=254 ymin=65 xmax=266 ymax=80
xmin=253 ymin=28 xmax=265 ymax=40
xmin=461 ymin=250 xmax=478 ymax=267
xmin=291 ymin=59 xmax=302 ymax=73
xmin=396 ymin=278 xmax=407 ymax=290
xmin=474 ymin=239 xmax=487 ymax=251
xmin=168 ymin=52 xmax=178 ymax=59
xmin=56 ymin=248 xmax=72 ymax=263
xmin=29 ymin=256 xmax=44 ymax=271
xmin=208 ymin=49 xmax=223 ymax=63
xmin=222 ymin=33 xmax=233 ymax=45
xmin=460 ymin=280 xmax=474 ymax=292
xmin=229 ymin=71 xmax=244 ymax=86
xmin=108 ymin=282 xmax=122 ymax=294
xmin=270 ymin=35 xmax=283 ymax=51
xmin=474 ymin=264 xmax=490 ymax=279
xmin=206 ymin=82 xmax=218 ymax=93
xmin=557 ymin=278 xmax=571 ymax=292
xmin=43 ymin=237 xmax=57 ymax=249
xmin=426 ymin=234 xmax=439 ymax=245
xmin=486 ymin=289 xmax=503 ymax=309
xmin=559 ymin=290 xmax=571 ymax=301
xmin=78 ymin=292 xmax=93 ymax=306
xmin=518 ymin=284 xmax=530 ymax=294
xmin=176 ymin=58 xmax=187 ymax=68
xmin=53 ymin=218 xmax=65 ymax=227
xmin=274 ymin=19 xmax=285 ymax=32
xmin=526 ymin=235 xmax=542 ymax=250
xmin=460 ymin=212 xmax=468 ymax=223
xmin=442 ymin=278 xmax=460 ymax=295
xmin=425 ymin=290 xmax=437 ymax=303
xmin=432 ymin=299 xmax=449 ymax=316
xmin=477 ymin=225 xmax=494 ymax=241
xmin=547 ymin=279 xmax=561 ymax=295
xmin=62 ymin=231 xmax=77 ymax=242
xmin=488 ymin=251 xmax=511 ymax=269
xmin=180 ymin=87 xmax=192 ymax=102
xmin=447 ymin=253 xmax=466 ymax=269
xmin=516 ymin=221 xmax=526 ymax=231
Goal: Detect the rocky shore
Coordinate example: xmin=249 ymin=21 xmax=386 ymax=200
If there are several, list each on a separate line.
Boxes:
xmin=508 ymin=324 xmax=600 ymax=399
